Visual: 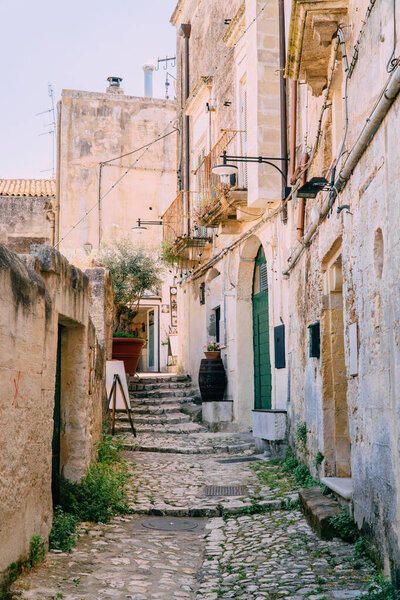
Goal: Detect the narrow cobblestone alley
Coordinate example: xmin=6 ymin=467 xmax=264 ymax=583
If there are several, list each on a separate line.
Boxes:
xmin=10 ymin=376 xmax=377 ymax=600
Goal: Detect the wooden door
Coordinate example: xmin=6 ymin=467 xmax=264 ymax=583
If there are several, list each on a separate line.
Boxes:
xmin=252 ymin=247 xmax=271 ymax=409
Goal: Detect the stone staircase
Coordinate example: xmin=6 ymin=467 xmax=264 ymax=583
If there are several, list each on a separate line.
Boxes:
xmin=114 ymin=373 xmax=205 ymax=435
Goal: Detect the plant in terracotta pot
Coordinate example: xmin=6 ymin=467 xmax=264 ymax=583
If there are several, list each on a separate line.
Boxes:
xmin=204 ymin=341 xmax=221 ymax=359
xmin=99 ymin=239 xmax=163 ymax=374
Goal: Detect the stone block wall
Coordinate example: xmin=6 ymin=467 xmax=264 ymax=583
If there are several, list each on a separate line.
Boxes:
xmin=0 ymin=244 xmax=112 ymax=587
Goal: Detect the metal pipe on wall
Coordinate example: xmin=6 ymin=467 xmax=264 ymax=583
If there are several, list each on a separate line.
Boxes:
xmin=179 ymin=24 xmax=191 ymax=234
xmin=278 ymin=0 xmax=288 ymax=221
xmin=289 ymin=80 xmax=298 ymax=184
xmin=296 ymin=152 xmax=308 ymax=242
xmin=283 ymin=65 xmax=400 ymax=277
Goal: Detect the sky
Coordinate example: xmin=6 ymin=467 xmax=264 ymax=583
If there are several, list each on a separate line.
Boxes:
xmin=0 ymin=0 xmax=178 ymax=179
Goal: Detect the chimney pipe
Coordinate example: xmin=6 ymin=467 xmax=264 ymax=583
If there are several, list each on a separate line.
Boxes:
xmin=143 ymin=62 xmax=156 ymax=98
xmin=106 ymin=76 xmax=123 ymax=94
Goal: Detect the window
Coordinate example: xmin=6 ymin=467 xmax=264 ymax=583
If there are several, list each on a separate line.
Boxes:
xmin=308 ymin=322 xmax=320 ymax=358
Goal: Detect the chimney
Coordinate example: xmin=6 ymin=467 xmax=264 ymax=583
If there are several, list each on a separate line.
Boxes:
xmin=143 ymin=62 xmax=156 ymax=98
xmin=106 ymin=76 xmax=124 ymax=94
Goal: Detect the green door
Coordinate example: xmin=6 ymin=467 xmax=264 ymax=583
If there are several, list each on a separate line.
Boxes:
xmin=252 ymin=247 xmax=271 ymax=409
xmin=148 ymin=310 xmax=155 ymax=369
xmin=52 ymin=325 xmax=62 ymax=506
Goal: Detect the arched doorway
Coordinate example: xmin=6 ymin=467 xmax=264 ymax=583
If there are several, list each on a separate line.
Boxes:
xmin=252 ymin=246 xmax=271 ymax=409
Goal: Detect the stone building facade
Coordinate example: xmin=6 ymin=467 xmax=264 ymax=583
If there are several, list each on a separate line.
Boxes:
xmin=0 ymin=179 xmax=55 ymax=252
xmin=0 ymin=243 xmax=113 ymax=589
xmin=167 ymin=0 xmax=400 ymax=582
xmin=57 ymin=79 xmax=178 ymax=371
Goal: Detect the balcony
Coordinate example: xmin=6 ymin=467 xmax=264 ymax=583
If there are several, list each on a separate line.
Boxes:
xmin=162 ymin=191 xmax=213 ymax=266
xmin=193 ymin=130 xmax=248 ymax=228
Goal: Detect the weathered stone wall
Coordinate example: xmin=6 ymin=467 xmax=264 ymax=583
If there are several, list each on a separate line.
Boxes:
xmin=0 ymin=195 xmax=54 ymax=253
xmin=57 ymin=85 xmax=177 ymax=371
xmin=0 ymin=244 xmax=112 ymax=586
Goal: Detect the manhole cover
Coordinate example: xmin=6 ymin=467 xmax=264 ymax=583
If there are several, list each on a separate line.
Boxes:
xmin=139 ymin=518 xmax=202 ymax=532
xmin=204 ymin=485 xmax=247 ymax=497
xmin=217 ymin=457 xmax=261 ymax=464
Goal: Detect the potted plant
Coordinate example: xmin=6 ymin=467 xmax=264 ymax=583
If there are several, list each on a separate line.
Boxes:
xmin=99 ymin=239 xmax=163 ymax=375
xmin=204 ymin=341 xmax=221 ymax=359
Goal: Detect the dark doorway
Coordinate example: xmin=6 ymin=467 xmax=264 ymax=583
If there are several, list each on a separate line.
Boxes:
xmin=52 ymin=324 xmax=62 ymax=506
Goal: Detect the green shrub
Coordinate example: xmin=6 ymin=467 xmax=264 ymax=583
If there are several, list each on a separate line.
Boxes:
xmin=59 ymin=463 xmax=130 ymax=523
xmin=96 ymin=433 xmax=125 ymax=465
xmin=27 ymin=535 xmax=45 ymax=568
xmin=49 ymin=507 xmax=78 ymax=553
xmin=295 ymin=422 xmax=308 ymax=449
xmin=329 ymin=508 xmax=360 ymax=542
xmin=358 ymin=574 xmax=400 ymax=599
xmin=293 ymin=464 xmax=316 ymax=487
xmin=313 ymin=451 xmax=324 ymax=468
xmin=281 ymin=448 xmax=299 ymax=473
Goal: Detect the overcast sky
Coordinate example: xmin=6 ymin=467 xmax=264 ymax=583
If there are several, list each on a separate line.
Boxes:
xmin=0 ymin=0 xmax=177 ymax=179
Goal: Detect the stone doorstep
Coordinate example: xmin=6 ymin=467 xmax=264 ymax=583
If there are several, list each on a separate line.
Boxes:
xmin=321 ymin=477 xmax=353 ymax=500
xmin=298 ymin=486 xmax=342 ymax=540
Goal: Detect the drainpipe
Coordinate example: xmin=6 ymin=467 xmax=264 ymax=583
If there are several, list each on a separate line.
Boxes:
xmin=98 ymin=162 xmax=103 ymax=248
xmin=283 ymin=65 xmax=400 ymax=277
xmin=179 ymin=23 xmax=191 ymax=235
xmin=289 ymin=80 xmax=298 ymax=184
xmin=54 ymin=100 xmax=62 ymax=246
xmin=296 ymin=152 xmax=308 ymax=242
xmin=279 ymin=0 xmax=288 ymax=222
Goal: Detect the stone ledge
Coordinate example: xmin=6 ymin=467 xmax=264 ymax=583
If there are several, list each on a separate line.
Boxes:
xmin=321 ymin=476 xmax=353 ymax=500
xmin=299 ymin=486 xmax=341 ymax=539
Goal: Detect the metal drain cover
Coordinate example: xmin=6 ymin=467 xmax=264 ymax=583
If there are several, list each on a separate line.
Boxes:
xmin=204 ymin=485 xmax=247 ymax=497
xmin=217 ymin=457 xmax=261 ymax=464
xmin=139 ymin=518 xmax=202 ymax=532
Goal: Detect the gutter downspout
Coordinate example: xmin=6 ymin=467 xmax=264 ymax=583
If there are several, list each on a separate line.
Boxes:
xmin=98 ymin=162 xmax=103 ymax=248
xmin=283 ymin=65 xmax=400 ymax=277
xmin=179 ymin=23 xmax=191 ymax=235
xmin=279 ymin=0 xmax=288 ymax=222
xmin=54 ymin=100 xmax=62 ymax=246
xmin=296 ymin=152 xmax=308 ymax=242
xmin=289 ymin=80 xmax=298 ymax=184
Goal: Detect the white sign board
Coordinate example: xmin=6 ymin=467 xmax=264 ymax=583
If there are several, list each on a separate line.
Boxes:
xmin=106 ymin=360 xmax=130 ymax=409
xmin=169 ymin=333 xmax=178 ymax=356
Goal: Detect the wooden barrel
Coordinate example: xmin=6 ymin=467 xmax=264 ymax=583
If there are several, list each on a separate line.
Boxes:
xmin=198 ymin=358 xmax=227 ymax=402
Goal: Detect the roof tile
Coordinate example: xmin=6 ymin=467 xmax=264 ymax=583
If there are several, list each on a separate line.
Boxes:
xmin=0 ymin=179 xmax=56 ymax=197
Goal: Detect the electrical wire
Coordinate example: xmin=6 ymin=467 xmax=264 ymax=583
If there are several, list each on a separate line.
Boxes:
xmin=55 ymin=0 xmax=273 ymax=249
xmin=55 ymin=125 xmax=178 ymax=248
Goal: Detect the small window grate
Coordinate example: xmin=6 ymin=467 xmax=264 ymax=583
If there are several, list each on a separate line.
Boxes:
xmin=204 ymin=485 xmax=247 ymax=497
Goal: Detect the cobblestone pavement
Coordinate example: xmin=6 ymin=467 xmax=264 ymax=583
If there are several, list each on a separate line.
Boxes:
xmin=126 ymin=452 xmax=297 ymax=516
xmin=196 ymin=512 xmax=374 ymax=600
xmin=11 ymin=439 xmax=377 ymax=600
xmin=11 ymin=515 xmax=204 ymax=600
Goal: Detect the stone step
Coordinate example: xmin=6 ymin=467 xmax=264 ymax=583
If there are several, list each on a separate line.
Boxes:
xmin=298 ymin=486 xmax=342 ymax=540
xmin=130 ymin=395 xmax=198 ymax=406
xmin=116 ymin=413 xmax=191 ymax=425
xmin=121 ymin=439 xmax=255 ymax=454
xmin=131 ymin=388 xmax=197 ymax=399
xmin=130 ymin=381 xmax=193 ymax=392
xmin=131 ymin=375 xmax=191 ymax=385
xmin=129 ymin=404 xmax=182 ymax=415
xmin=115 ymin=421 xmax=205 ymax=435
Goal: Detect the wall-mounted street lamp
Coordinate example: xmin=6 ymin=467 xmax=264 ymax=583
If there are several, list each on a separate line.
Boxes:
xmin=296 ymin=177 xmax=329 ymax=199
xmin=212 ymin=150 xmax=291 ymax=200
xmin=132 ymin=218 xmax=163 ymax=235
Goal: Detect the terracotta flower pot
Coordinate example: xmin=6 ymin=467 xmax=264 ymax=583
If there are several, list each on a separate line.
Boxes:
xmin=204 ymin=351 xmax=220 ymax=359
xmin=112 ymin=337 xmax=146 ymax=375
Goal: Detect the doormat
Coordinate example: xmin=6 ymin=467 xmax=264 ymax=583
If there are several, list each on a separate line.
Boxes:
xmin=204 ymin=485 xmax=247 ymax=497
xmin=217 ymin=456 xmax=261 ymax=464
xmin=137 ymin=518 xmax=204 ymax=532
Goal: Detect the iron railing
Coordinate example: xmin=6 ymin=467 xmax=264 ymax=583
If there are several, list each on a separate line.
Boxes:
xmin=193 ymin=129 xmax=247 ymax=217
xmin=162 ymin=191 xmax=212 ymax=248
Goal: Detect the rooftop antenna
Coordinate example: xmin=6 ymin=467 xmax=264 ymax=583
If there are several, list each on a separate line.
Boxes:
xmin=36 ymin=83 xmax=56 ymax=176
xmin=155 ymin=56 xmax=177 ymax=99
